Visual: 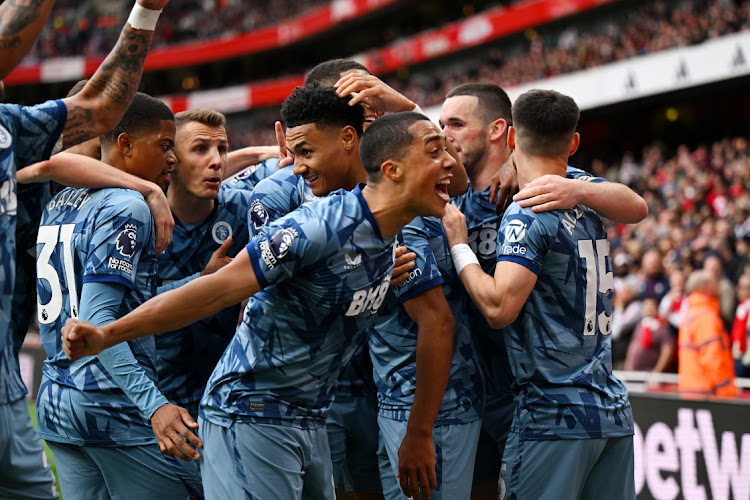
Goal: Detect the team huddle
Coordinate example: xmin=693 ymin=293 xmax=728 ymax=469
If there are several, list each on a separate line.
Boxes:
xmin=0 ymin=2 xmax=650 ymax=500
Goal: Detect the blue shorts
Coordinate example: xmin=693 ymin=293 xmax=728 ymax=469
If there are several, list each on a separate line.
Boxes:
xmin=0 ymin=398 xmax=58 ymax=499
xmin=326 ymin=391 xmax=382 ymax=494
xmin=377 ymin=415 xmax=481 ymax=500
xmin=47 ymin=441 xmax=202 ymax=500
xmin=472 ymin=392 xmax=514 ymax=486
xmin=200 ymin=418 xmax=334 ymax=500
xmin=501 ymin=432 xmax=635 ymax=500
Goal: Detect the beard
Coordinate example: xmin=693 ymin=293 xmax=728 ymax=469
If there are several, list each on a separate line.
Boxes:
xmin=459 ymin=142 xmax=487 ymax=174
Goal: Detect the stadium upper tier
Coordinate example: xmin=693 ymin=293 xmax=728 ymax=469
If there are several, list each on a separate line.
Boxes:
xmin=5 ymin=0 xmax=609 ymax=87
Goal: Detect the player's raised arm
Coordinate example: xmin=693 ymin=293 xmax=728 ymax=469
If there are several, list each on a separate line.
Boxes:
xmin=62 ymin=247 xmax=261 ymax=360
xmin=60 ymin=0 xmax=169 ymax=149
xmin=0 ymin=0 xmax=56 ymax=80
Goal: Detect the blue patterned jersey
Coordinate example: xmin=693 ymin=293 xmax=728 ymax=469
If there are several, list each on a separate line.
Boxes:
xmin=224 ymin=157 xmax=279 ymax=192
xmin=247 ymin=166 xmax=375 ymax=397
xmin=453 ymin=166 xmax=605 ymax=400
xmin=200 ymin=186 xmax=395 ymax=429
xmin=497 ymin=200 xmax=633 ymax=440
xmin=369 ymin=216 xmax=482 ymax=425
xmin=245 ymin=164 xmax=313 ymax=237
xmin=0 ymin=100 xmax=66 ymax=404
xmin=155 ymin=185 xmax=252 ymax=415
xmin=36 ymin=187 xmax=164 ymax=446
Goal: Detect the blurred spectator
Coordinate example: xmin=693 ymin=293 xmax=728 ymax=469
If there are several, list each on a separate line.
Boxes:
xmin=658 ymin=269 xmax=686 ymax=337
xmin=637 ymin=249 xmax=670 ymax=301
xmin=612 ymin=277 xmax=643 ymax=368
xmin=703 ymin=253 xmax=737 ymax=330
xmin=624 ymin=297 xmax=676 ymax=372
xmin=678 ymin=270 xmax=737 ymax=398
xmin=731 ymin=273 xmax=750 ymax=377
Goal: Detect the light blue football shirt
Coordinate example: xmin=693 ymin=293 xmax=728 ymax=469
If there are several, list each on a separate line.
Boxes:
xmin=497 ymin=199 xmax=633 ymax=440
xmin=200 ymin=186 xmax=395 ymax=429
xmin=155 ymin=185 xmax=252 ymax=415
xmin=0 ymin=100 xmax=66 ymax=404
xmin=36 ymin=187 xmax=166 ymax=446
xmin=369 ymin=216 xmax=483 ymax=425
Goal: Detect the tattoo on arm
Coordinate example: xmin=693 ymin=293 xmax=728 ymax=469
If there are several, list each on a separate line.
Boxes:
xmin=0 ymin=0 xmax=45 ymax=36
xmin=63 ymin=26 xmax=153 ymax=148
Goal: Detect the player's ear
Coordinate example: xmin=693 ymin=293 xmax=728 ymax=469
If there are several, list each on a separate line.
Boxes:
xmin=116 ymin=133 xmax=133 ymax=157
xmin=340 ymin=125 xmax=358 ymax=154
xmin=507 ymin=126 xmax=516 ymax=151
xmin=489 ymin=118 xmax=507 ymax=143
xmin=380 ymin=158 xmax=403 ymax=182
xmin=568 ymin=132 xmax=580 ymax=157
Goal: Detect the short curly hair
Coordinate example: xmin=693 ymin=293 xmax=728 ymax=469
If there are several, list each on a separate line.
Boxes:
xmin=281 ymin=83 xmax=364 ymax=137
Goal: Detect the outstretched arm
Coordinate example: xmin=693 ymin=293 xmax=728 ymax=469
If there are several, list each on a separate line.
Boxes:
xmin=60 ymin=0 xmax=169 ymax=149
xmin=514 ymin=175 xmax=648 ymax=224
xmin=0 ymin=0 xmax=56 ymax=80
xmin=80 ymin=281 xmax=202 ymax=461
xmin=62 ymin=247 xmax=260 ymax=360
xmin=442 ymin=203 xmax=535 ymax=329
xmin=19 ymin=152 xmax=174 ymax=254
xmin=397 ymin=286 xmax=455 ymax=500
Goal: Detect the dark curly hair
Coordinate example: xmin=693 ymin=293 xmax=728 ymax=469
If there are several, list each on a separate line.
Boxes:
xmin=281 ymin=83 xmax=364 ymax=138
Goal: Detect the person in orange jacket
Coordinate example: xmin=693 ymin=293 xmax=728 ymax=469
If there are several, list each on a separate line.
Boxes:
xmin=678 ymin=270 xmax=738 ymax=398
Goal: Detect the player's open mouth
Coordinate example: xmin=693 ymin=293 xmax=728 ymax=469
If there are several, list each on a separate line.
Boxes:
xmin=364 ymin=115 xmax=377 ymax=125
xmin=205 ymin=176 xmax=221 ymax=187
xmin=435 ymin=178 xmax=451 ymax=202
xmin=304 ymin=174 xmax=320 ymax=185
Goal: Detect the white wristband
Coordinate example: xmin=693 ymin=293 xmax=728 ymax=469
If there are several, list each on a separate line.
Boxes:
xmin=127 ymin=3 xmax=162 ymax=31
xmin=450 ymin=243 xmax=479 ymax=276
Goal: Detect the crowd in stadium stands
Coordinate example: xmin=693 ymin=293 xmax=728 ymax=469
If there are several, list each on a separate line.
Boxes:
xmin=388 ymin=0 xmax=750 ymax=108
xmin=606 ymin=136 xmax=750 ymax=379
xmin=219 ymin=0 xmax=750 ymax=149
xmin=23 ymin=0 xmax=329 ymax=61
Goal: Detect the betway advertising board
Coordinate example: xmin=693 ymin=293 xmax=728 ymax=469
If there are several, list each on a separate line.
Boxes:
xmin=631 ymin=393 xmax=750 ymax=500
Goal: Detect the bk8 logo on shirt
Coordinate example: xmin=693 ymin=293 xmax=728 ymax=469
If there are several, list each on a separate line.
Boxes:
xmin=345 ymin=274 xmax=391 ymax=316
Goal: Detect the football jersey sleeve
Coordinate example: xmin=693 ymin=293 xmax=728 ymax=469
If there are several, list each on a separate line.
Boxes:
xmin=226 ymin=158 xmax=279 ymax=192
xmin=80 ymin=280 xmax=168 ymax=418
xmin=0 ymin=100 xmax=67 ymax=170
xmin=566 ymin=165 xmax=605 ymax=183
xmin=392 ymin=218 xmax=443 ymax=303
xmin=82 ymin=195 xmax=154 ymax=290
xmin=246 ymin=167 xmax=308 ymax=237
xmin=496 ymin=205 xmax=550 ymax=276
xmin=245 ymin=204 xmax=325 ymax=288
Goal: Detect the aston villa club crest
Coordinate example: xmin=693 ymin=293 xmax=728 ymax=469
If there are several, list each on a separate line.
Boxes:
xmin=212 ymin=221 xmax=232 ymax=244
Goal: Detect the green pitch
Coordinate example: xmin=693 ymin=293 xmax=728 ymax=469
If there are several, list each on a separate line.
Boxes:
xmin=27 ymin=402 xmax=61 ymax=499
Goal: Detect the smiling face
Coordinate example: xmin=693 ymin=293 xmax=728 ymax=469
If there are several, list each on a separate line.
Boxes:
xmin=286 ymin=122 xmax=361 ymax=196
xmin=126 ymin=119 xmax=177 ymax=187
xmin=171 ymin=121 xmax=228 ymax=200
xmin=401 ymin=120 xmax=456 ymax=217
xmin=439 ymin=95 xmax=490 ymax=174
